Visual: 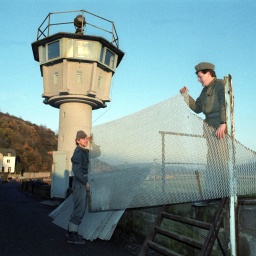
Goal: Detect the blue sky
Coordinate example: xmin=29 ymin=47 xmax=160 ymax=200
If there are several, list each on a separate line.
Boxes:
xmin=0 ymin=0 xmax=256 ymax=151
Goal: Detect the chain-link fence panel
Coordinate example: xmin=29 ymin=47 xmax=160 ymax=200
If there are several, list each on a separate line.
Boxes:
xmin=89 ymin=94 xmax=256 ymax=211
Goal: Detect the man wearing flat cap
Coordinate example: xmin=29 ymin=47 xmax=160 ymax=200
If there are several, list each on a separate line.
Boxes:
xmin=66 ymin=130 xmax=100 ymax=244
xmin=180 ymin=62 xmax=226 ymax=139
xmin=180 ymin=62 xmax=227 ymax=206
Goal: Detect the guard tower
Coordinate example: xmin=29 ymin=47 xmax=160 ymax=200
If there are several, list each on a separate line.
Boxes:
xmin=32 ymin=10 xmax=124 ymax=198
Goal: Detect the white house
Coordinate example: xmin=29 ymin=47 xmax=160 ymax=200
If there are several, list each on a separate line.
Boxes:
xmin=0 ymin=148 xmax=16 ymax=173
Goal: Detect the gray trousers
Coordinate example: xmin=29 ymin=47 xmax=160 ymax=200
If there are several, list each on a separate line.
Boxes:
xmin=203 ymin=123 xmax=229 ymax=199
xmin=68 ymin=185 xmax=87 ymax=232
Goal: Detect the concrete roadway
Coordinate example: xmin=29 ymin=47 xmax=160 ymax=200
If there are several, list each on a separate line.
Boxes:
xmin=0 ymin=181 xmax=134 ymax=256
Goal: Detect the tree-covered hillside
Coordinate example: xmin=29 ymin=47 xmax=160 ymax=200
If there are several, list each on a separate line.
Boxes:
xmin=0 ymin=112 xmax=57 ymax=173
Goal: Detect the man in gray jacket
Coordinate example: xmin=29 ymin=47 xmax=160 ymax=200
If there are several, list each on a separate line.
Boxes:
xmin=66 ymin=130 xmax=99 ymax=244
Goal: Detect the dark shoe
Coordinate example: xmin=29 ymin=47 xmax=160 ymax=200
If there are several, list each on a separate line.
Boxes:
xmin=66 ymin=232 xmax=85 ymax=245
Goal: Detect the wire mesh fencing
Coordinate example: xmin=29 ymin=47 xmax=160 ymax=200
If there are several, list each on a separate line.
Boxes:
xmin=89 ymin=94 xmax=256 ymax=211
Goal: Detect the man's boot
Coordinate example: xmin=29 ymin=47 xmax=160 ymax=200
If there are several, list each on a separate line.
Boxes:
xmin=66 ymin=231 xmax=85 ymax=245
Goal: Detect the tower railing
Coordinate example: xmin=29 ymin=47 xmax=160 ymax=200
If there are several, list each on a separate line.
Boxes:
xmin=36 ymin=9 xmax=120 ymax=48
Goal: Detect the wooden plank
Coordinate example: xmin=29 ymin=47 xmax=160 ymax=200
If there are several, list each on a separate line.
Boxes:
xmin=147 ymin=241 xmax=182 ymax=256
xmin=155 ymin=226 xmax=203 ymax=249
xmin=161 ymin=212 xmax=211 ymax=230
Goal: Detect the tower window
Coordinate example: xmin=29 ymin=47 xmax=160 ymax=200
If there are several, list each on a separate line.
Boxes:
xmin=48 ymin=41 xmax=60 ymax=60
xmin=105 ymin=49 xmax=115 ymax=68
xmin=98 ymin=76 xmax=102 ymax=88
xmin=100 ymin=47 xmax=116 ymax=69
xmin=54 ymin=72 xmax=59 ymax=85
xmin=76 ymin=71 xmax=82 ymax=84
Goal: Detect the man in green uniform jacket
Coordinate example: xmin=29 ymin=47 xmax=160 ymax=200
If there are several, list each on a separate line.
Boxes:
xmin=180 ymin=62 xmax=227 ymax=139
xmin=180 ymin=62 xmax=228 ymax=206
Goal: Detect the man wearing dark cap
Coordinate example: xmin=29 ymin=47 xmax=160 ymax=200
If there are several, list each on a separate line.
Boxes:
xmin=180 ymin=62 xmax=226 ymax=139
xmin=66 ymin=130 xmax=91 ymax=244
xmin=180 ymin=62 xmax=227 ymax=206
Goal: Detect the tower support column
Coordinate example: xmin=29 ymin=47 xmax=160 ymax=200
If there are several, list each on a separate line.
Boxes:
xmin=58 ymin=102 xmax=92 ymax=152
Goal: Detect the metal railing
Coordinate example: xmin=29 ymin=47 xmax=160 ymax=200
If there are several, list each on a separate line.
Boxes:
xmin=36 ymin=9 xmax=120 ymax=48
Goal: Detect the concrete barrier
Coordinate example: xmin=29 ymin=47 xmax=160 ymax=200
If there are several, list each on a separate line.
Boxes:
xmin=21 ymin=180 xmax=51 ymax=198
